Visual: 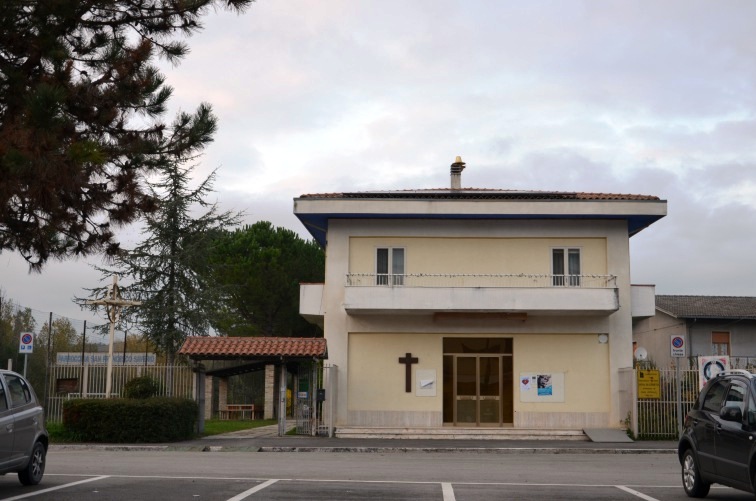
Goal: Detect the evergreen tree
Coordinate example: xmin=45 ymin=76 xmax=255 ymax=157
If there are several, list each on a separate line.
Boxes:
xmin=84 ymin=161 xmax=240 ymax=363
xmin=206 ymin=222 xmax=325 ymax=338
xmin=0 ymin=0 xmax=251 ymax=270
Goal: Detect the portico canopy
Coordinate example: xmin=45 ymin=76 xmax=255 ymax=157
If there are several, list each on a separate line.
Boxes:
xmin=179 ymin=336 xmax=327 ymax=365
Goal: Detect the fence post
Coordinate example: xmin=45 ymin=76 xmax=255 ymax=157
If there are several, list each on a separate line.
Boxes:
xmin=676 ymin=358 xmax=683 ymax=438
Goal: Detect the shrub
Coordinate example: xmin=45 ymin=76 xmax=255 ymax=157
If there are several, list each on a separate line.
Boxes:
xmin=123 ymin=376 xmax=161 ymax=399
xmin=63 ymin=397 xmax=197 ymax=442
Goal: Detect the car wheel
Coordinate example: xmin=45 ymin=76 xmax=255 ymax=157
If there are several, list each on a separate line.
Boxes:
xmin=682 ymin=449 xmax=710 ymax=498
xmin=18 ymin=441 xmax=46 ymax=486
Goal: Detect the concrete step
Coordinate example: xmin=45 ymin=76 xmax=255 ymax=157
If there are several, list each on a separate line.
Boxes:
xmin=335 ymin=427 xmax=589 ymax=440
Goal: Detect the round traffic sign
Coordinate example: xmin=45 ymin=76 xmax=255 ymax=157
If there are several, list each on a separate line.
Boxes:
xmin=21 ymin=333 xmax=32 ymax=345
xmin=672 ymin=336 xmax=684 ymax=349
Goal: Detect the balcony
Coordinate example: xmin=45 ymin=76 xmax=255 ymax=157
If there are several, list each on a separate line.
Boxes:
xmin=343 ymin=273 xmax=619 ymax=316
xmin=300 ymin=283 xmax=325 ymax=328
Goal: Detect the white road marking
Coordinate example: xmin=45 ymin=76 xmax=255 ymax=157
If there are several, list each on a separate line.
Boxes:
xmin=616 ymin=485 xmax=661 ymax=501
xmin=1 ymin=475 xmax=110 ymax=501
xmin=225 ymin=479 xmax=279 ymax=500
xmin=441 ymin=482 xmax=456 ymax=501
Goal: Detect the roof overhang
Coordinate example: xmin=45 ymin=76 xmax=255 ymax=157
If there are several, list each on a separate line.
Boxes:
xmin=294 ymin=195 xmax=667 ymax=247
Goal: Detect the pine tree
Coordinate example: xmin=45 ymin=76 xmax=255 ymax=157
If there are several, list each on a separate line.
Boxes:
xmin=85 ymin=160 xmax=240 ymax=364
xmin=205 ymin=222 xmax=325 ymax=338
xmin=0 ymin=0 xmax=252 ymax=270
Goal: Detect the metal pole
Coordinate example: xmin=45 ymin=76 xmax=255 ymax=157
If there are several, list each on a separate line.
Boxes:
xmin=43 ymin=312 xmax=52 ymax=410
xmin=81 ymin=320 xmax=87 ymax=362
xmin=676 ymin=358 xmax=683 ymax=438
xmin=80 ymin=320 xmax=87 ymax=395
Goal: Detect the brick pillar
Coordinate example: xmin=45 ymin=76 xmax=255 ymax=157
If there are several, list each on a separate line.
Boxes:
xmin=218 ymin=377 xmax=228 ymax=413
xmin=264 ymin=364 xmax=275 ymax=419
xmin=204 ymin=375 xmax=213 ymax=419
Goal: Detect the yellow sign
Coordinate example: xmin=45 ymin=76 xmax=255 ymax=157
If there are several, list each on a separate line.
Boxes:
xmin=637 ymin=369 xmax=661 ymax=399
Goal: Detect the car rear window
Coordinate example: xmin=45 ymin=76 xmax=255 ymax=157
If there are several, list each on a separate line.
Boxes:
xmin=5 ymin=375 xmax=32 ymax=408
xmin=0 ymin=383 xmax=7 ymax=411
xmin=702 ymin=379 xmax=728 ymax=412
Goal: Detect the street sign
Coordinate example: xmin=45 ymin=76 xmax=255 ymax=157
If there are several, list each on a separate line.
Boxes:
xmin=671 ymin=335 xmax=686 ymax=358
xmin=637 ymin=369 xmax=661 ymax=399
xmin=19 ymin=332 xmax=33 ymax=354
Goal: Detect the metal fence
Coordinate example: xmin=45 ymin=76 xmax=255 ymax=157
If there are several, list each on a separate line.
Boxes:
xmin=46 ymin=363 xmax=195 ymax=423
xmin=636 ymin=368 xmax=699 ymax=439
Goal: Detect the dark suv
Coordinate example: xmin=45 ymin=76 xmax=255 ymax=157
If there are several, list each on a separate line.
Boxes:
xmin=678 ymin=369 xmax=756 ymax=497
xmin=0 ymin=369 xmax=48 ymax=485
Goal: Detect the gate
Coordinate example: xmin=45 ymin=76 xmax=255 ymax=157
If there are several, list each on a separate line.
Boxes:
xmin=293 ymin=363 xmax=337 ymax=436
xmin=635 ymin=368 xmax=699 ymax=439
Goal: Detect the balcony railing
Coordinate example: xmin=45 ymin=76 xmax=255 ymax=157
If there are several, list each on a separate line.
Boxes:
xmin=345 ymin=273 xmax=617 ymax=288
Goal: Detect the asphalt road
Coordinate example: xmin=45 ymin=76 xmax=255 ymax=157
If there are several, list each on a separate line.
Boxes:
xmin=0 ymin=449 xmax=753 ymax=501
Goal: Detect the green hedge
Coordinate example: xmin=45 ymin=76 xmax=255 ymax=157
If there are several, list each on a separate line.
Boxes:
xmin=123 ymin=376 xmax=161 ymax=399
xmin=63 ymin=397 xmax=197 ymax=443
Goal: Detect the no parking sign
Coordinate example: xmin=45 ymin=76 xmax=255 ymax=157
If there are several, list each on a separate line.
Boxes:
xmin=19 ymin=332 xmax=33 ymax=353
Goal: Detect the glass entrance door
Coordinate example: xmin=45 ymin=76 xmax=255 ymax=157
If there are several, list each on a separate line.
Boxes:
xmin=454 ymin=356 xmax=501 ymax=426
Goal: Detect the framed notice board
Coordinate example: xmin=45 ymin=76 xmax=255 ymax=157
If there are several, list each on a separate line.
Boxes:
xmin=637 ymin=369 xmax=661 ymax=399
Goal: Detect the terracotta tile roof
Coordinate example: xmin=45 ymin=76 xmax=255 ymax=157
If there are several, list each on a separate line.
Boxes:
xmin=178 ymin=337 xmax=327 ymax=358
xmin=297 ymin=189 xmax=660 ymax=201
xmin=656 ymin=295 xmax=756 ymax=320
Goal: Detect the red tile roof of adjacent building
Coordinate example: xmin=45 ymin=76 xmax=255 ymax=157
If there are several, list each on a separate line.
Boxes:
xmin=178 ymin=337 xmax=327 ymax=358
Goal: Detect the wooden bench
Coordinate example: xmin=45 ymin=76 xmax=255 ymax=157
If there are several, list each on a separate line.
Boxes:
xmin=218 ymin=404 xmax=260 ymax=420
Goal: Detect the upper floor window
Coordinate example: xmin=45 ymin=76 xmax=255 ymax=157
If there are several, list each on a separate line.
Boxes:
xmin=712 ymin=331 xmax=730 ymax=356
xmin=377 ymin=247 xmax=405 ymax=285
xmin=552 ymin=248 xmax=580 ymax=286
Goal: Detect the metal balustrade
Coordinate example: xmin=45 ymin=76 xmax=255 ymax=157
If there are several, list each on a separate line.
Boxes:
xmin=345 ymin=273 xmax=617 ymax=288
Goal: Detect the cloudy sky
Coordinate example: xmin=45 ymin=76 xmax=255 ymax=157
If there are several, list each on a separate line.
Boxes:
xmin=2 ymin=0 xmax=756 ymax=326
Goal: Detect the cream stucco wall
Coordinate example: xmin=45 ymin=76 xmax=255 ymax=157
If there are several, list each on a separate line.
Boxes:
xmin=348 ymin=333 xmax=443 ymax=412
xmin=513 ymin=334 xmax=610 ymax=413
xmin=347 ymin=333 xmax=609 ymax=415
xmin=321 ymin=218 xmax=635 ymax=429
xmin=349 ymin=237 xmax=608 ymax=276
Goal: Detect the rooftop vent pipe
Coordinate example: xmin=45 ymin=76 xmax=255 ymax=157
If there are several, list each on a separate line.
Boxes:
xmin=450 ymin=156 xmax=466 ymax=189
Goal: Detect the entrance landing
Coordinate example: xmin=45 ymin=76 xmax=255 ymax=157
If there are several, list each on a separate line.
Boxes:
xmin=583 ymin=428 xmax=634 ymax=443
xmin=336 ymin=427 xmax=588 ymax=440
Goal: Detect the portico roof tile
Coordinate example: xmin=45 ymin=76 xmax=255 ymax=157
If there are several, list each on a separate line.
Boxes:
xmin=178 ymin=336 xmax=327 ymax=358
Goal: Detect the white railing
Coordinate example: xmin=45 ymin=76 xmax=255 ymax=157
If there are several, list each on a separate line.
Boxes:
xmin=345 ymin=273 xmax=617 ymax=288
xmin=45 ymin=363 xmax=195 ymax=423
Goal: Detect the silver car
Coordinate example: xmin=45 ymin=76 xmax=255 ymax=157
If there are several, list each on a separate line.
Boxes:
xmin=0 ymin=369 xmax=48 ymax=485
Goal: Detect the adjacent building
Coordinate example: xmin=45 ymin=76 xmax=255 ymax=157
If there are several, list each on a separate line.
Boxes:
xmin=633 ymin=295 xmax=756 ymax=369
xmin=296 ymin=158 xmax=667 ymax=431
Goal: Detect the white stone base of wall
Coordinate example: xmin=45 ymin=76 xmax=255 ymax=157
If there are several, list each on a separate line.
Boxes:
xmin=347 ymin=410 xmax=443 ymax=427
xmin=514 ymin=411 xmax=610 ymax=429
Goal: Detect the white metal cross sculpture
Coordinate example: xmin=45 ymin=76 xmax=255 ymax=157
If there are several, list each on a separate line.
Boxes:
xmin=86 ymin=275 xmax=141 ymax=398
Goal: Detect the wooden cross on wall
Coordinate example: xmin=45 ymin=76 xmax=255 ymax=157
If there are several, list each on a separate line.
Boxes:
xmin=398 ymin=353 xmax=419 ymax=392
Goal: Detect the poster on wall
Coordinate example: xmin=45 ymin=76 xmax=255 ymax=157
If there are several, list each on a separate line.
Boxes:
xmin=415 ymin=369 xmax=437 ymax=397
xmin=698 ymin=355 xmax=730 ymax=390
xmin=519 ymin=372 xmax=565 ymax=402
